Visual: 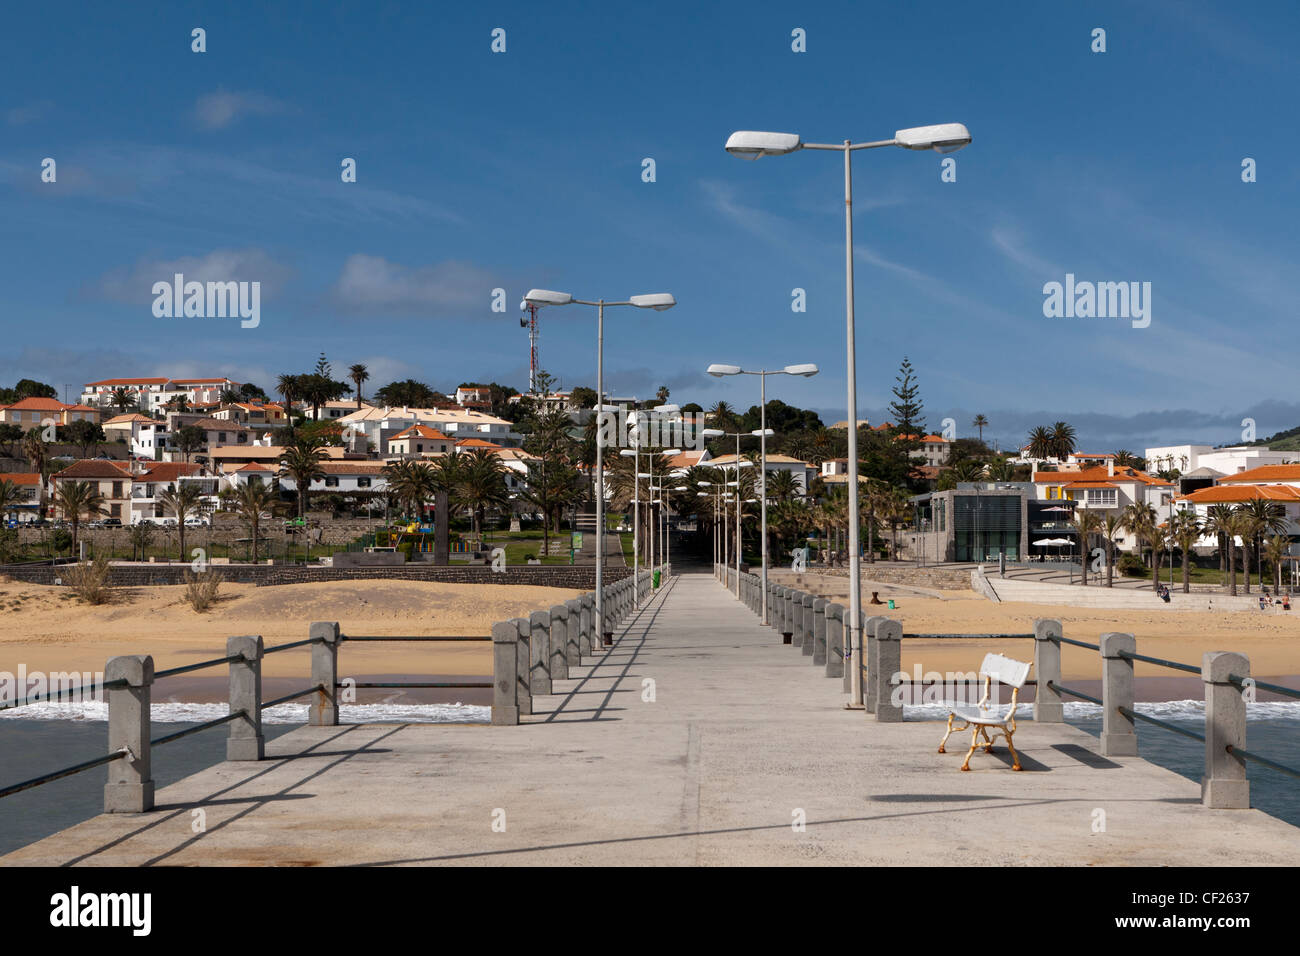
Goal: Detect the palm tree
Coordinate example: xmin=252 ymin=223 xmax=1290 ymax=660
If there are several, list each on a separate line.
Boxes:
xmin=1239 ymin=498 xmax=1288 ymax=591
xmin=1071 ymin=509 xmax=1103 ymax=586
xmin=882 ymin=487 xmax=912 ymax=560
xmin=276 ymin=374 xmax=302 ymax=420
xmin=157 ymin=482 xmax=205 ymax=560
xmin=1263 ymin=534 xmax=1292 ymax=593
xmin=1219 ymin=509 xmax=1246 ymax=596
xmin=765 ymin=469 xmax=799 ymax=504
xmin=279 ymin=440 xmax=328 ymax=518
xmin=1049 ymin=421 xmax=1077 ymax=462
xmin=22 ymin=427 xmax=49 ymax=518
xmin=348 ymin=364 xmax=370 ymax=409
xmin=1122 ymin=502 xmax=1158 ymax=585
xmin=109 ymin=387 xmax=137 ymax=414
xmin=0 ymin=478 xmax=24 ymax=525
xmin=1101 ymin=513 xmax=1124 ymax=588
xmin=1113 ymin=449 xmax=1138 ymax=468
xmin=707 ymin=401 xmax=737 ymax=435
xmin=455 ymin=448 xmax=510 ymax=537
xmin=972 ymin=414 xmax=988 ymax=442
xmin=231 ymin=480 xmax=279 ymax=562
xmin=859 ymin=478 xmax=890 ymax=564
xmin=1202 ymin=504 xmax=1233 ymax=575
xmin=52 ymin=481 xmax=106 ymax=555
xmin=1027 ymin=426 xmax=1053 ymax=461
xmin=1170 ymin=510 xmax=1202 ymax=594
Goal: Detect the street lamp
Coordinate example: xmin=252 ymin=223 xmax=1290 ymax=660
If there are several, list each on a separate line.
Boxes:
xmin=724 ymin=120 xmax=971 ymax=708
xmin=524 ymin=288 xmax=676 ymax=645
xmin=707 ymin=362 xmax=818 ymax=624
xmin=704 ymin=426 xmax=760 ymax=597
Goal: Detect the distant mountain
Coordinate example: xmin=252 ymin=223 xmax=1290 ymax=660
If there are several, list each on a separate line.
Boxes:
xmin=1249 ymin=424 xmax=1300 ymax=452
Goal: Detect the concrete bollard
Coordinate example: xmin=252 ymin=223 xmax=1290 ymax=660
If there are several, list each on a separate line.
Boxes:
xmin=565 ymin=598 xmax=582 ymax=667
xmin=812 ymin=598 xmax=828 ymax=666
xmin=104 ymin=654 xmax=154 ymax=813
xmin=529 ymin=610 xmax=552 ymax=695
xmin=549 ymin=604 xmax=569 ymax=681
xmin=308 ymin=621 xmax=341 ymax=726
xmin=1202 ymin=651 xmax=1250 ymax=809
xmin=782 ymin=588 xmax=794 ymax=644
xmin=860 ymin=615 xmax=886 ymax=704
xmin=826 ymin=603 xmax=844 ymax=678
xmin=790 ymin=591 xmax=804 ymax=647
xmin=1099 ymin=633 xmax=1137 ymax=756
xmin=513 ymin=618 xmax=532 ymax=716
xmin=226 ymin=635 xmax=264 ymax=761
xmin=583 ymin=593 xmax=597 ymax=655
xmin=801 ymin=593 xmax=815 ymax=656
xmin=1033 ymin=618 xmax=1064 ymax=722
xmin=491 ymin=621 xmax=520 ymax=725
xmin=873 ymin=619 xmax=903 ymax=722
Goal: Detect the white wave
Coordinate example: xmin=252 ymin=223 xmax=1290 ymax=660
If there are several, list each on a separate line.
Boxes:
xmin=0 ymin=700 xmax=491 ymax=724
xmin=902 ymin=699 xmax=1300 ymax=721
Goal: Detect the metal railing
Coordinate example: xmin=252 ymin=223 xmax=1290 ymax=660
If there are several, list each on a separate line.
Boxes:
xmin=0 ymin=565 xmax=665 ymax=814
xmin=750 ymin=572 xmax=1298 ymax=810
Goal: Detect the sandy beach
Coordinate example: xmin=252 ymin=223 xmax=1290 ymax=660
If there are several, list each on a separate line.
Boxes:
xmin=0 ymin=579 xmax=583 ymax=685
xmin=2 ymin=577 xmax=1298 ymax=698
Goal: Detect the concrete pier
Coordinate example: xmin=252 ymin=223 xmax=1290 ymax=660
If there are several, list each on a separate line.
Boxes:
xmin=4 ymin=572 xmax=1297 ymax=866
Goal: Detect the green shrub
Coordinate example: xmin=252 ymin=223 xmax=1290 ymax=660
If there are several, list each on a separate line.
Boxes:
xmin=1118 ymin=553 xmax=1147 ymax=578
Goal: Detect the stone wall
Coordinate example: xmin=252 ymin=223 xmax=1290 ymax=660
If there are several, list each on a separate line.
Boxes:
xmin=0 ymin=561 xmax=627 ymax=590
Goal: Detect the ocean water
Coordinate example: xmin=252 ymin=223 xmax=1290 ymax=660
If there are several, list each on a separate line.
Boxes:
xmin=0 ymin=703 xmax=491 ymax=857
xmin=905 ymin=700 xmax=1300 ymax=827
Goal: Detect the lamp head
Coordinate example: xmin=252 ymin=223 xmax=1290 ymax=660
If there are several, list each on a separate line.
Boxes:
xmin=893 ymin=123 xmax=972 ymax=154
xmin=707 ymin=364 xmax=742 ymax=377
xmin=524 ymin=289 xmax=573 ymax=306
xmin=629 ymin=293 xmax=676 ymax=311
xmin=725 ymin=130 xmax=802 ymax=159
xmin=702 ymin=428 xmax=725 ymax=438
xmin=783 ymin=363 xmax=819 ymax=377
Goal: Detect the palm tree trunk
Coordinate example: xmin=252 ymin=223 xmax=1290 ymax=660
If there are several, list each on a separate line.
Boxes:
xmin=1228 ymin=540 xmax=1237 ymax=595
xmin=1106 ymin=541 xmax=1114 ymax=587
xmin=1242 ymin=545 xmax=1251 ymax=595
xmin=179 ymin=524 xmax=187 ymax=563
xmin=1182 ymin=547 xmax=1191 ymax=593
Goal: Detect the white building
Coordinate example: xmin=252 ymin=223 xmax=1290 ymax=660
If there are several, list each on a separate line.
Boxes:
xmin=337 ymin=405 xmax=521 ymax=456
xmin=1144 ymin=444 xmax=1298 ymax=476
xmin=82 ymin=376 xmax=242 ymax=414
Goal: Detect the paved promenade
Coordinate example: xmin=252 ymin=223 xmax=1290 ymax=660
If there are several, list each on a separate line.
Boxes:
xmin=4 ymin=572 xmax=1298 ymax=866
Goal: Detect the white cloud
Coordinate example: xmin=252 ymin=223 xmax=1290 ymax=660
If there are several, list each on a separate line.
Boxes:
xmin=330 ymin=254 xmax=497 ymax=316
xmin=90 ymin=248 xmax=293 ymax=305
xmin=193 ymin=90 xmax=288 ymax=130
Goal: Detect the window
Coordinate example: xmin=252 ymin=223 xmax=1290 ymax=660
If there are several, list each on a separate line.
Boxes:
xmin=218 ymin=433 xmax=227 ymax=443
xmin=1086 ymin=488 xmax=1117 ymax=508
xmin=110 ymin=504 xmax=121 ymax=518
xmin=324 ymin=477 xmax=339 ymax=487
xmin=357 ymin=477 xmax=371 ymax=488
xmin=112 ymin=482 xmax=123 ymax=498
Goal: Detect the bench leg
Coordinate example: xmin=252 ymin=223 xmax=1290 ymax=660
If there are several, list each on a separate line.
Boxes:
xmin=1005 ymin=730 xmax=1023 ymax=771
xmin=938 ymin=714 xmax=966 ymax=754
xmin=960 ymin=725 xmax=982 ymax=771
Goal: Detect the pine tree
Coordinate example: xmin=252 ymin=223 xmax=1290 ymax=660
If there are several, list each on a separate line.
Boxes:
xmin=888 ymin=357 xmax=926 ymax=451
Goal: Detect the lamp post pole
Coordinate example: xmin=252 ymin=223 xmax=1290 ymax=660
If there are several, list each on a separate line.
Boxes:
xmin=723 ymin=123 xmax=971 ymax=706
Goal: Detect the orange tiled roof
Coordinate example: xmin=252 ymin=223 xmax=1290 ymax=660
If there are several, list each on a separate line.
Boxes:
xmin=455 ymin=438 xmax=502 ymax=449
xmin=392 ymin=424 xmax=451 ymax=441
xmin=1034 ymin=465 xmax=1170 ymax=486
xmin=3 ymin=397 xmax=72 ymax=411
xmin=53 ymin=460 xmax=131 ymax=479
xmin=1217 ymin=464 xmax=1300 ymax=484
xmin=0 ymin=472 xmax=41 ymax=486
xmin=86 ymin=377 xmax=170 ymax=386
xmin=1179 ymin=484 xmax=1300 ymax=504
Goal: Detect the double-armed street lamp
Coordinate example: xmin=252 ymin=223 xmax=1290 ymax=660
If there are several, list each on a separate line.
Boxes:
xmin=619 ymin=403 xmax=680 ymax=608
xmin=702 ymin=426 xmax=766 ymax=597
xmin=707 ymin=363 xmax=818 ymax=624
xmin=723 ymin=121 xmax=971 ymax=706
xmin=524 ymin=289 xmax=676 ymax=644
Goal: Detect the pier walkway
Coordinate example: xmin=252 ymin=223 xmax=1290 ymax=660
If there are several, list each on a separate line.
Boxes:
xmin=4 ymin=571 xmax=1298 ymax=866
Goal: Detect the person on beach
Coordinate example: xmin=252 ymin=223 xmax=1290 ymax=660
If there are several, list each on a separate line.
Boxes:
xmin=1259 ymin=594 xmax=1268 ymax=611
xmin=1284 ymin=594 xmax=1292 ymax=611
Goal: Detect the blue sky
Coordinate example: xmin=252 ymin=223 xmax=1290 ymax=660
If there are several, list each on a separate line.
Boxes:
xmin=2 ymin=0 xmax=1297 ymax=453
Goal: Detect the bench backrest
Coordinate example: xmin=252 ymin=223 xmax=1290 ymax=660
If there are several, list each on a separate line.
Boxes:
xmin=979 ymin=653 xmax=1031 ymax=688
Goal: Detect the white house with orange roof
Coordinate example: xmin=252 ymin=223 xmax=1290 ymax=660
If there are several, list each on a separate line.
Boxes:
xmin=0 ymin=396 xmax=101 ymax=428
xmin=81 ymin=376 xmax=240 ymax=414
xmin=707 ymin=452 xmax=815 ymax=495
xmin=387 ymin=425 xmax=453 ymax=457
xmin=1033 ymin=462 xmax=1175 ymax=537
xmin=278 ymin=461 xmax=388 ymax=497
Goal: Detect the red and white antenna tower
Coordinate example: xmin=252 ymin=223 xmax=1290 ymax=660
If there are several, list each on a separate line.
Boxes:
xmin=520 ymin=301 xmax=540 ymax=392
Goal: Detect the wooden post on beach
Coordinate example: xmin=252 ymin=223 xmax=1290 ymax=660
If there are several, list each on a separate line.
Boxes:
xmin=826 ymin=603 xmax=844 ymax=678
xmin=1202 ymin=651 xmax=1250 ymax=809
xmin=549 ymin=605 xmax=569 ymax=681
xmin=812 ymin=598 xmax=828 ymax=666
xmin=529 ymin=610 xmax=551 ymax=695
xmin=1100 ymin=633 xmax=1137 ymax=756
xmin=492 ymin=621 xmax=520 ymax=725
xmin=226 ymin=635 xmax=264 ymax=760
xmin=513 ymin=618 xmax=532 ymax=716
xmin=873 ymin=619 xmax=903 ymax=722
xmin=104 ymin=654 xmax=154 ymax=813
xmin=1033 ymin=619 xmax=1063 ymax=722
xmin=308 ymin=621 xmax=340 ymax=727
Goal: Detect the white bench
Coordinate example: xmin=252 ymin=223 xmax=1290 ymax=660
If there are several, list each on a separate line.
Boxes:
xmin=937 ymin=652 xmax=1032 ymax=771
